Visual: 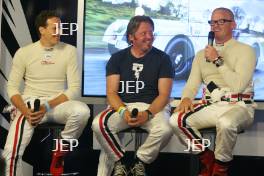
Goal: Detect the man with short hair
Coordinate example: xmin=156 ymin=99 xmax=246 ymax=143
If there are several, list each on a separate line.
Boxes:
xmin=92 ymin=15 xmax=174 ymax=176
xmin=170 ymin=7 xmax=256 ymax=176
xmin=3 ymin=10 xmax=90 ymax=176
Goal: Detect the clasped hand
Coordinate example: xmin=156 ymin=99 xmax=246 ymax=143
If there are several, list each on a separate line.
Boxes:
xmin=23 ymin=105 xmax=46 ymax=126
xmin=205 ymin=45 xmax=219 ymax=62
xmin=123 ymin=110 xmax=148 ymax=127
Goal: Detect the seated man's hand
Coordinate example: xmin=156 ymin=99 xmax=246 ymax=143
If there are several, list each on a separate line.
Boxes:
xmin=123 ymin=110 xmax=148 ymax=127
xmin=175 ymin=97 xmax=194 ymax=113
xmin=128 ymin=111 xmax=148 ymax=127
xmin=123 ymin=110 xmax=132 ymax=124
xmin=24 ymin=105 xmax=46 ymax=126
xmin=205 ymin=45 xmax=218 ymax=62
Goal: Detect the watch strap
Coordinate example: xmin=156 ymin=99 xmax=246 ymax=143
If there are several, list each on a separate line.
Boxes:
xmin=145 ymin=109 xmax=153 ymax=120
xmin=213 ymin=56 xmax=224 ymax=67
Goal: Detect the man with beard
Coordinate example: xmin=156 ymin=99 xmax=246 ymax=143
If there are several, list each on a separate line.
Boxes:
xmin=92 ymin=15 xmax=174 ymax=176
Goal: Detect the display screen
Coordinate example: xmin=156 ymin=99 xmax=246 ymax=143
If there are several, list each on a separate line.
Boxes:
xmin=82 ymin=0 xmax=264 ymax=100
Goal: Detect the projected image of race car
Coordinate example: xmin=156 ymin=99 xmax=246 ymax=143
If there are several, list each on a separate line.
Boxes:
xmin=103 ymin=15 xmax=264 ymax=80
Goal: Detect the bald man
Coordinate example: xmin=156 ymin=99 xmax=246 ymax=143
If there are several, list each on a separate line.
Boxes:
xmin=170 ymin=7 xmax=256 ymax=176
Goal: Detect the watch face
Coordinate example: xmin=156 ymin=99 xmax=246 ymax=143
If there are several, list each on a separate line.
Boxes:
xmin=145 ymin=110 xmax=153 ymax=119
xmin=219 ymin=59 xmax=224 ymax=65
xmin=216 ymin=58 xmax=224 ymax=67
xmin=149 ymin=114 xmax=153 ymax=119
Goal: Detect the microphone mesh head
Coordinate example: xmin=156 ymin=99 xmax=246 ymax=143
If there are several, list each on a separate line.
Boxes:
xmin=131 ymin=108 xmax=138 ymax=117
xmin=208 ymin=31 xmax=215 ymax=39
xmin=34 ymin=99 xmax=40 ymax=112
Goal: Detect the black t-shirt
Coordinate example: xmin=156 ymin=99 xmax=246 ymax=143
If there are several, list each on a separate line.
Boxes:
xmin=106 ymin=47 xmax=174 ymax=104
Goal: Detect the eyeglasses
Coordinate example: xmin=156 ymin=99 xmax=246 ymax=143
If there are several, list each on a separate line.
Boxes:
xmin=208 ymin=19 xmax=233 ymax=26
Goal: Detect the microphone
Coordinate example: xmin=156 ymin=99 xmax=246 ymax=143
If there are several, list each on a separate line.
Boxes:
xmin=206 ymin=31 xmax=215 ymax=62
xmin=131 ymin=108 xmax=138 ymax=118
xmin=33 ymin=99 xmax=40 ymax=112
xmin=208 ymin=31 xmax=215 ymax=46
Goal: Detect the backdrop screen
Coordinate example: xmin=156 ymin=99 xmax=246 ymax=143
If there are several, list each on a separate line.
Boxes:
xmin=82 ymin=0 xmax=264 ymax=100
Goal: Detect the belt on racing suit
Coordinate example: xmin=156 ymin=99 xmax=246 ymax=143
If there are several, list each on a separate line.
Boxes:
xmin=205 ymin=93 xmax=254 ymax=104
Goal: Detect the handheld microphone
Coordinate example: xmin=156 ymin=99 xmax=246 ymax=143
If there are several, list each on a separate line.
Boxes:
xmin=206 ymin=31 xmax=215 ymax=62
xmin=208 ymin=31 xmax=215 ymax=46
xmin=131 ymin=108 xmax=138 ymax=118
xmin=33 ymin=99 xmax=40 ymax=112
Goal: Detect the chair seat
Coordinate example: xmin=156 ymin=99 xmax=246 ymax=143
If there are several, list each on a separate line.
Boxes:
xmin=37 ymin=122 xmax=65 ymax=129
xmin=35 ymin=122 xmax=65 ymax=143
xmin=120 ymin=127 xmax=148 ymax=133
xmin=199 ymin=127 xmax=217 ymax=134
xmin=199 ymin=127 xmax=244 ymax=135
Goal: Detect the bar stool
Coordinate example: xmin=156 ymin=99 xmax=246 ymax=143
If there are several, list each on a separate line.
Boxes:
xmin=37 ymin=122 xmax=65 ymax=144
xmin=35 ymin=122 xmax=80 ymax=176
xmin=118 ymin=127 xmax=148 ymax=176
xmin=120 ymin=127 xmax=148 ymax=158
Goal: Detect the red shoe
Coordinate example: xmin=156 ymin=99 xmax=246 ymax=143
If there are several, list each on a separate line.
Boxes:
xmin=50 ymin=142 xmax=68 ymax=176
xmin=211 ymin=161 xmax=230 ymax=176
xmin=198 ymin=149 xmax=215 ymax=176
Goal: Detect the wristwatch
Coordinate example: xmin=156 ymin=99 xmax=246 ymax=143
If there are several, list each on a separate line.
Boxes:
xmin=145 ymin=109 xmax=153 ymax=120
xmin=213 ymin=56 xmax=224 ymax=67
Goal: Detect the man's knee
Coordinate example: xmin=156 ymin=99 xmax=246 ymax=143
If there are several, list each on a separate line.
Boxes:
xmin=152 ymin=121 xmax=173 ymax=139
xmin=169 ymin=112 xmax=182 ymax=133
xmin=92 ymin=115 xmax=100 ymax=134
xmin=70 ymin=101 xmax=90 ymax=124
xmin=216 ymin=118 xmax=237 ymax=132
xmin=76 ymin=101 xmax=90 ymax=118
xmin=163 ymin=123 xmax=173 ymax=138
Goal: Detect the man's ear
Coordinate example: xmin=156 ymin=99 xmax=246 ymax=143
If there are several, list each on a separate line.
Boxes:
xmin=128 ymin=34 xmax=134 ymax=44
xmin=231 ymin=21 xmax=237 ymax=30
xmin=39 ymin=26 xmax=45 ymax=35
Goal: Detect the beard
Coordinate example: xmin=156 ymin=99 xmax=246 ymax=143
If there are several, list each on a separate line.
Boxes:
xmin=141 ymin=39 xmax=153 ymax=51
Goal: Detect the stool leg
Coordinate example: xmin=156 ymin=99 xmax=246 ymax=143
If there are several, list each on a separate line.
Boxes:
xmin=134 ymin=133 xmax=141 ymax=159
xmin=52 ymin=128 xmax=62 ymax=151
